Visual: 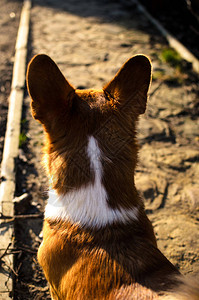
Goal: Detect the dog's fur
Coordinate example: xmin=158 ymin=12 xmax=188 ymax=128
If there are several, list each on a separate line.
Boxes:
xmin=27 ymin=54 xmax=199 ymax=299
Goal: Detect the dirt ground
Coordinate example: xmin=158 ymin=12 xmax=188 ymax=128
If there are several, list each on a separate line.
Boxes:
xmin=0 ymin=0 xmax=198 ymax=299
xmin=0 ymin=0 xmax=22 ymax=165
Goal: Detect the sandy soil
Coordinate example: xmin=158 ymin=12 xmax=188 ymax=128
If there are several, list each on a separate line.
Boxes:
xmin=0 ymin=0 xmax=22 ymax=165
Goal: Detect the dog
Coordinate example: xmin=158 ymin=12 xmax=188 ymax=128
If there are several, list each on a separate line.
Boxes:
xmin=26 ymin=54 xmax=199 ymax=299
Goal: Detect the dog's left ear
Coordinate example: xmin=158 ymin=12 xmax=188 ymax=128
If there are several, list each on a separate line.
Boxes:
xmin=103 ymin=55 xmax=151 ymax=114
xmin=26 ymin=54 xmax=75 ymax=124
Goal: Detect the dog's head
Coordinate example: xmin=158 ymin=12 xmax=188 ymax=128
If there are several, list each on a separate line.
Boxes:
xmin=26 ymin=55 xmax=151 ymax=210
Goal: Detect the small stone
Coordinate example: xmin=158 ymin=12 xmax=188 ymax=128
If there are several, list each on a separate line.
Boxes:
xmin=18 ymin=149 xmax=27 ymax=163
xmin=9 ymin=12 xmax=16 ymax=19
xmin=183 ymin=188 xmax=199 ymax=210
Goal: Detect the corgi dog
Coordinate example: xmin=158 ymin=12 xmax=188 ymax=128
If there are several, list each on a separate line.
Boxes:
xmin=26 ymin=54 xmax=198 ymax=300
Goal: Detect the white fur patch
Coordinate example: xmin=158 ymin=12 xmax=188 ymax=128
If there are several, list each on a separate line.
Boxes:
xmin=45 ymin=136 xmax=138 ymax=228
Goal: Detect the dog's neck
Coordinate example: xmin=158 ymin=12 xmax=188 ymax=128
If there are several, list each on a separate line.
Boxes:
xmin=45 ymin=135 xmax=141 ymax=229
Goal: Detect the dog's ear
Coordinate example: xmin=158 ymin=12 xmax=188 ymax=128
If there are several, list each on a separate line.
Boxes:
xmin=26 ymin=54 xmax=75 ymax=123
xmin=103 ymin=55 xmax=151 ymax=115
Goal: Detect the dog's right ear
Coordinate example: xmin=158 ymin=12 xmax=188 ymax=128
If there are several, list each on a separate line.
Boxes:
xmin=103 ymin=55 xmax=151 ymax=115
xmin=26 ymin=54 xmax=75 ymax=124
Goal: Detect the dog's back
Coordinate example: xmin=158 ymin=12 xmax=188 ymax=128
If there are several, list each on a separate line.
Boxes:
xmin=27 ymin=54 xmax=199 ymax=299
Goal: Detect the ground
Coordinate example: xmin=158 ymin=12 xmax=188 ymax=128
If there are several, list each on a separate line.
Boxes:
xmin=0 ymin=0 xmax=198 ymax=299
xmin=0 ymin=0 xmax=22 ymax=164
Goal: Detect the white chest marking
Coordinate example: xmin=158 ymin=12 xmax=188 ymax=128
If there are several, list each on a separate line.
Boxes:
xmin=45 ymin=136 xmax=138 ymax=228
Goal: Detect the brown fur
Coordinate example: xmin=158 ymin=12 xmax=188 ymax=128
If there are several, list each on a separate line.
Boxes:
xmin=26 ymin=54 xmax=198 ymax=299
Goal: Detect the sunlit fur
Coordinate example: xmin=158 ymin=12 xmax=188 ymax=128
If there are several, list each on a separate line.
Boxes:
xmin=27 ymin=54 xmax=199 ymax=299
xmin=45 ymin=136 xmax=139 ymax=228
